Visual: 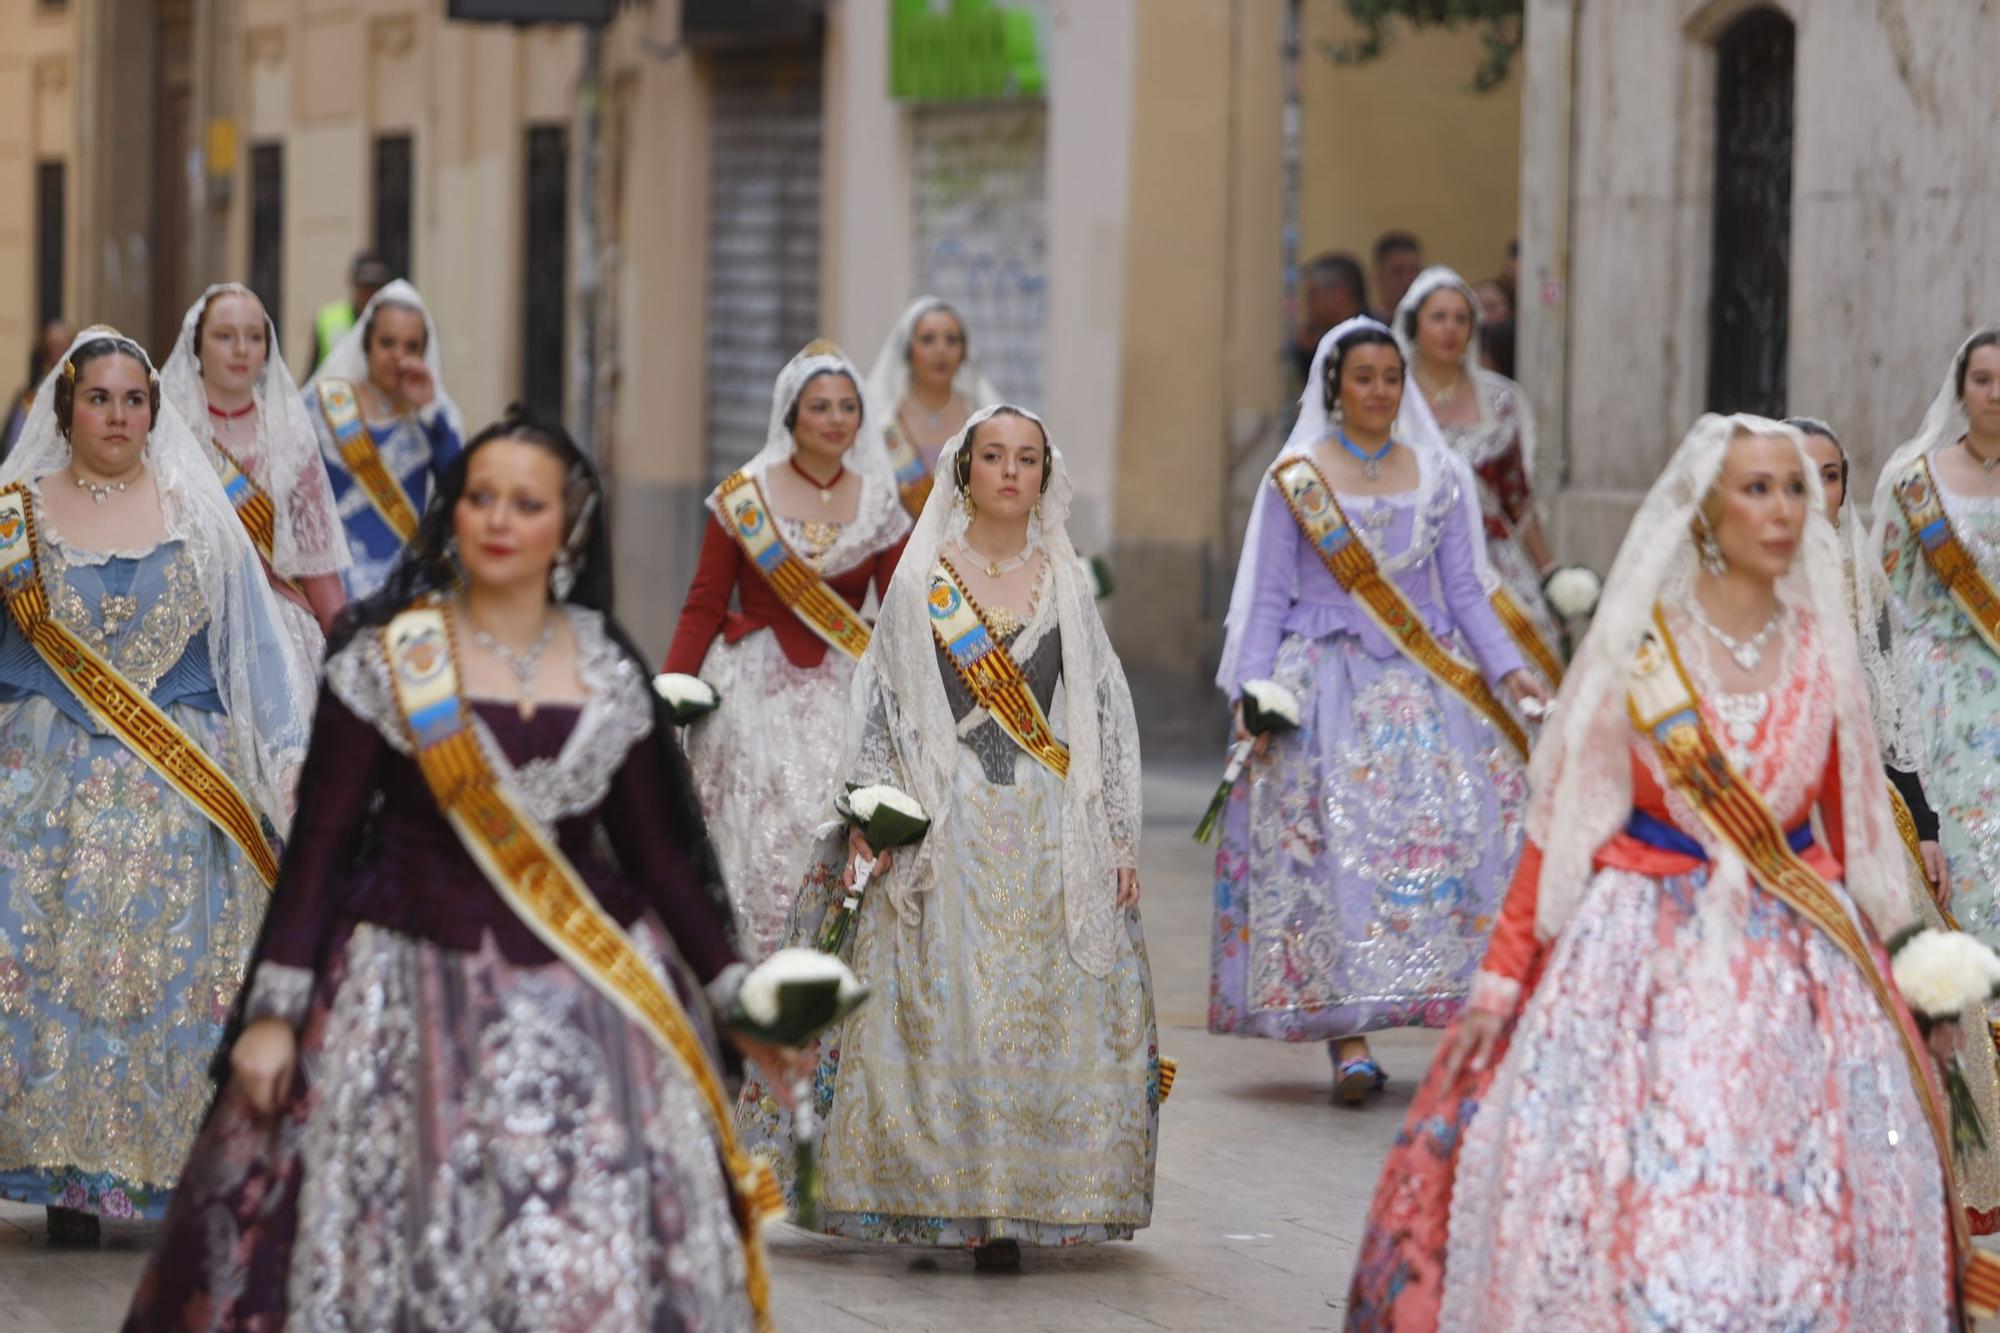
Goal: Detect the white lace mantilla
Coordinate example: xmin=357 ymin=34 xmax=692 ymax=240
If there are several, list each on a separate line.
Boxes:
xmin=326 ymin=605 xmax=654 ymax=825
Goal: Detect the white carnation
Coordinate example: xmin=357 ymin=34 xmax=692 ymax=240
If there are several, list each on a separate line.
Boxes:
xmin=1544 ymin=566 xmax=1602 ymax=619
xmin=738 ymin=947 xmax=860 ymax=1027
xmin=652 ymin=673 xmax=718 ymax=709
xmin=1891 ymin=929 xmax=2000 ymax=1019
xmin=1240 ymin=678 xmax=1301 ymax=727
xmin=847 ymin=784 xmax=925 ymax=823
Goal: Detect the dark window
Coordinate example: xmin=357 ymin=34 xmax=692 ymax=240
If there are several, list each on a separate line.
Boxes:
xmin=1706 ymin=7 xmax=1795 ymax=417
xmin=522 ymin=125 xmax=569 ymax=422
xmin=249 ymin=142 xmax=285 ymax=340
xmin=373 ymin=134 xmax=414 ymax=282
xmin=34 ymin=161 xmax=63 ymax=328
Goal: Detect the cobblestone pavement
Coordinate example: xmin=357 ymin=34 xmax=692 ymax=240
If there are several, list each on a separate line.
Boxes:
xmin=0 ymin=761 xmax=1431 ymax=1330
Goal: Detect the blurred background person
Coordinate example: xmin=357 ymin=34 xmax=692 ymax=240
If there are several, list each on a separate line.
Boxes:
xmin=1 ymin=318 xmax=74 ymax=459
xmin=307 ymin=252 xmax=392 ymax=376
xmin=1369 ymin=231 xmax=1425 ymax=322
xmin=1290 ymin=252 xmax=1369 ymax=383
xmin=865 ymin=296 xmax=1002 ymax=517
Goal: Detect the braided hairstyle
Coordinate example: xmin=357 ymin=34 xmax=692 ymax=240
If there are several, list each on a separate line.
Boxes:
xmin=951 ymin=405 xmax=1053 ymax=495
xmin=52 ymin=332 xmax=160 ymax=439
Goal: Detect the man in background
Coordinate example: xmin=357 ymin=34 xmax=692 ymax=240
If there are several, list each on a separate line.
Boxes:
xmin=309 ymin=252 xmax=394 ymax=374
xmin=1369 ymin=231 xmax=1424 ymax=322
xmin=1291 ymin=252 xmax=1369 ymax=382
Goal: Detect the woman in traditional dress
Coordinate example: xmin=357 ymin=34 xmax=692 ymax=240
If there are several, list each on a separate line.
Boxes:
xmin=304 ymin=279 xmax=464 ymax=599
xmin=1209 ymin=317 xmax=1546 ymax=1103
xmin=739 ymin=404 xmax=1158 ymax=1271
xmin=127 ymin=408 xmax=797 ymax=1330
xmin=0 ymin=329 xmax=313 ymax=1242
xmin=864 ymin=296 xmax=1003 ymax=517
xmin=1871 ymin=332 xmax=2000 ymax=955
xmin=1346 ymin=414 xmax=1961 ymax=1330
xmin=1394 ymin=266 xmax=1565 ymax=685
xmin=665 ymin=342 xmax=910 ymax=957
xmin=161 ymin=283 xmax=350 ymax=665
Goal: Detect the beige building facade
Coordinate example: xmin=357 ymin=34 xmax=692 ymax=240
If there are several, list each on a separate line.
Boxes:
xmin=0 ymin=0 xmax=1521 ymax=747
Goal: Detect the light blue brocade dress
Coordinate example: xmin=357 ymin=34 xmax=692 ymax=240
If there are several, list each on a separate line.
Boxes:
xmin=0 ymin=519 xmax=277 ymax=1219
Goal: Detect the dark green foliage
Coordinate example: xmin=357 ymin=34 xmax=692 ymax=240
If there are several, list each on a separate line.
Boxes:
xmin=1320 ymin=0 xmax=1526 ymax=93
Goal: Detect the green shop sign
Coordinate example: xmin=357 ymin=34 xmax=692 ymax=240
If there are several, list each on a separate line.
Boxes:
xmin=890 ymin=0 xmax=1049 ymax=102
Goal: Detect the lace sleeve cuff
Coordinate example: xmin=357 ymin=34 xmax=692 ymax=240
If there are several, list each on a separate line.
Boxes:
xmin=243 ymin=962 xmax=315 ymax=1027
xmin=1468 ymin=969 xmax=1522 ymax=1018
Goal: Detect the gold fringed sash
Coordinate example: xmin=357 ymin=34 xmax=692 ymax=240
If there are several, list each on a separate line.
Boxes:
xmin=715 ymin=471 xmax=871 ymax=661
xmin=1895 ymin=455 xmax=2000 ymax=660
xmin=380 ymin=601 xmax=777 ymax=1329
xmin=316 ymin=380 xmax=422 ymax=546
xmin=927 ymin=558 xmax=1069 ymax=779
xmin=1492 ymin=587 xmax=1564 ymax=687
xmin=211 ymin=448 xmax=304 ymax=599
xmin=0 ymin=484 xmax=279 ymax=886
xmin=1629 ymin=605 xmax=2000 ymax=1317
xmin=1271 ymin=457 xmax=1529 ymax=761
xmin=883 ymin=422 xmax=935 ymax=518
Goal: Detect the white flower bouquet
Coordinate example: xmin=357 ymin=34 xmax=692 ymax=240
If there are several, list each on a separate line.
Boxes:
xmin=814 ymin=784 xmax=933 ymax=957
xmin=1541 ymin=565 xmax=1603 ymax=619
xmin=727 ymin=947 xmax=871 ymax=1228
xmin=651 ymin=673 xmax=721 ymax=725
xmin=1193 ymin=680 xmax=1301 ymax=844
xmin=1077 ymin=553 xmax=1115 ymax=601
xmin=1888 ymin=924 xmax=2000 ymax=1157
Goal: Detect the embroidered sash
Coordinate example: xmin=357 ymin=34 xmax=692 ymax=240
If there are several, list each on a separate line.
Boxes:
xmin=1894 ymin=454 xmax=2000 ymax=659
xmin=1271 ymin=457 xmax=1529 ymax=761
xmin=1629 ymin=606 xmax=1999 ymax=1311
xmin=883 ymin=422 xmax=934 ymax=518
xmin=210 ymin=448 xmax=305 ymax=598
xmin=1492 ymin=587 xmax=1565 ymax=687
xmin=315 ymin=380 xmax=422 ymax=546
xmin=715 ymin=470 xmax=871 ymax=661
xmin=0 ymin=484 xmax=279 ymax=886
xmin=380 ymin=601 xmax=777 ymax=1328
xmin=927 ymin=558 xmax=1069 ymax=779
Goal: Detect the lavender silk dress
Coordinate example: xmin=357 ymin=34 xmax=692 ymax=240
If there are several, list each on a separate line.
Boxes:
xmin=1209 ymin=456 xmax=1529 ymax=1042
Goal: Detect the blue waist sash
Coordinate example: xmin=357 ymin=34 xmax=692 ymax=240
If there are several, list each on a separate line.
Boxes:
xmin=1624 ymin=808 xmax=1813 ymax=861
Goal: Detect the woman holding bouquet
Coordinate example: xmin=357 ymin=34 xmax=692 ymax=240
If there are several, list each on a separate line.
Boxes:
xmin=741 ymin=404 xmax=1159 ymax=1271
xmin=864 ymin=296 xmax=1003 ymax=516
xmin=1209 ymin=317 xmax=1547 ymax=1104
xmin=665 ymin=341 xmax=911 ymax=957
xmin=127 ymin=408 xmax=794 ymax=1330
xmin=1346 ymin=415 xmax=1967 ymax=1330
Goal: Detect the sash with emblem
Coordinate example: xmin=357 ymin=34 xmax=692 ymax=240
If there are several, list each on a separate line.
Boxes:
xmin=1271 ymin=456 xmax=1529 ymax=761
xmin=380 ymin=599 xmax=779 ymax=1327
xmin=0 ymin=483 xmax=280 ymax=886
xmin=715 ymin=470 xmax=872 ymax=661
xmin=210 ymin=447 xmax=305 ymax=599
xmin=315 ymin=380 xmax=423 ymax=546
xmin=927 ymin=559 xmax=1069 ymax=779
xmin=882 ymin=422 xmax=935 ymax=518
xmin=1628 ymin=605 xmax=2000 ymax=1314
xmin=1893 ymin=454 xmax=2000 ymax=659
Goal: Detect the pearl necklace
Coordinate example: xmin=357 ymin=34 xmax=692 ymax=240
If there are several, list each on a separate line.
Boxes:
xmin=958 ymin=537 xmax=1032 ymax=579
xmin=72 ymin=470 xmax=133 ymax=505
xmin=467 ymin=611 xmax=559 ymax=716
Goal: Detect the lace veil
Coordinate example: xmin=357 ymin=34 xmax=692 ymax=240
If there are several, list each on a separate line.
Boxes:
xmin=708 ymin=342 xmax=908 ymax=562
xmin=160 ymin=283 xmax=350 ymax=579
xmin=1216 ymin=314 xmax=1502 ymax=691
xmin=846 ymin=404 xmax=1140 ymax=977
xmin=2 ymin=328 xmax=315 ymax=833
xmin=1525 ymin=413 xmax=1909 ymax=942
xmin=1861 ymin=329 xmax=1993 ymax=776
xmin=1393 ymin=264 xmax=1541 ymax=481
xmin=303 ymin=278 xmax=464 ymax=441
xmin=863 ymin=296 xmax=1003 ymax=426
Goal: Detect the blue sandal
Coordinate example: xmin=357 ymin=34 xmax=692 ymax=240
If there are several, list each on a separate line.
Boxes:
xmin=1334 ymin=1056 xmax=1387 ymax=1105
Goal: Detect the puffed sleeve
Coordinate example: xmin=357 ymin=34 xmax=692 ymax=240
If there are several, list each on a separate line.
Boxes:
xmin=239 ymin=684 xmax=390 ymax=1027
xmin=1469 ymin=841 xmax=1543 ymax=1018
xmin=1436 ymin=480 xmax=1527 ymax=684
xmin=1231 ymin=480 xmax=1299 ymax=698
xmin=664 ymin=516 xmax=742 ymax=676
xmin=598 ymin=733 xmax=741 ymax=986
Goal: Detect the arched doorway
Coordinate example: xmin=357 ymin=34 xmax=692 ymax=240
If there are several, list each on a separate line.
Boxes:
xmin=1706 ymin=6 xmax=1795 ymax=417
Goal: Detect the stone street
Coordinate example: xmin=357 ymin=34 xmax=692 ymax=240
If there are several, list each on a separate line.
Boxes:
xmin=0 ymin=759 xmax=1423 ymax=1331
